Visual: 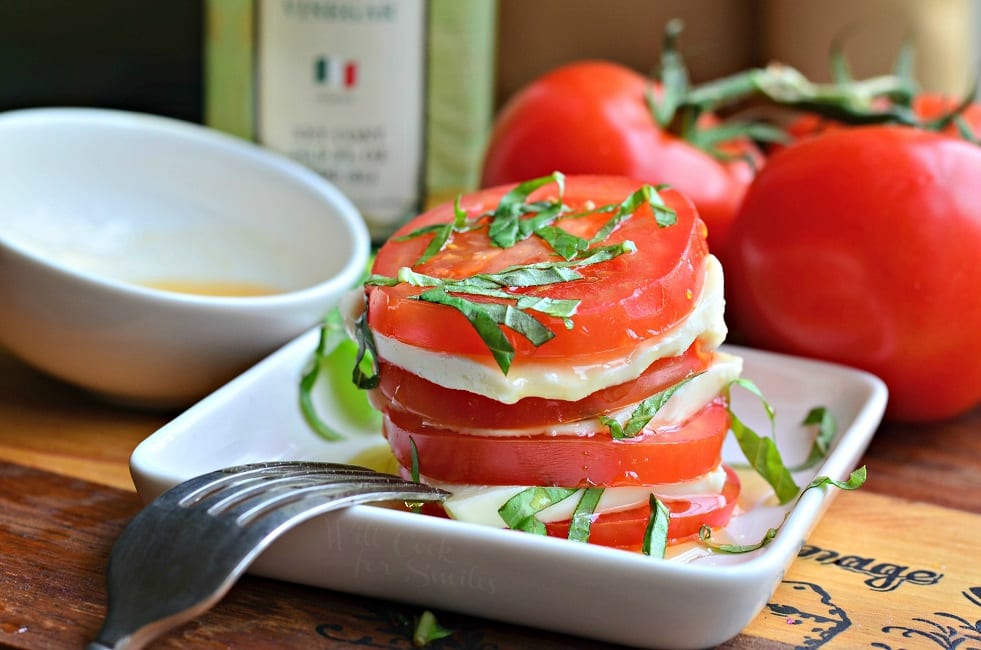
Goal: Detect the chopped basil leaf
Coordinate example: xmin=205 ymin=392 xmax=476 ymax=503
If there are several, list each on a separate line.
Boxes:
xmin=567 ymin=488 xmax=604 ymax=543
xmin=487 ymin=207 xmax=519 ymax=248
xmin=412 ymin=610 xmax=453 ymax=647
xmin=452 ymin=194 xmax=469 ymax=227
xmin=352 ymin=296 xmax=381 ymax=389
xmin=396 ymin=263 xmax=583 ymax=292
xmin=788 ymin=406 xmax=837 ymax=472
xmin=699 ymin=466 xmax=867 ymax=554
xmin=414 ymin=224 xmax=454 ymax=266
xmin=729 ymin=410 xmax=799 ymax=505
xmin=514 ymin=295 xmax=579 ymax=328
xmin=698 ymin=522 xmax=780 ymax=554
xmin=407 ymin=437 xmax=423 ymax=513
xmin=298 ymin=317 xmax=346 ymax=441
xmin=393 ymin=222 xmax=451 ymax=242
xmin=727 ymin=378 xmax=799 ymax=505
xmin=409 ymin=437 xmax=421 ymax=483
xmin=393 ymin=195 xmax=474 ymax=266
xmin=591 ymin=184 xmax=676 ymax=244
xmin=394 ymin=267 xmax=441 ymax=288
xmin=299 ymin=309 xmax=382 ymax=441
xmin=474 ymin=264 xmax=583 ymax=288
xmin=364 ymin=274 xmax=401 ymax=288
xmin=489 ymin=172 xmax=566 ymax=248
xmin=535 ymin=224 xmax=589 ymax=260
xmin=601 ymin=373 xmax=702 ymax=439
xmin=498 ymin=487 xmax=578 ymax=535
xmin=393 ymin=222 xmax=453 ymax=267
xmin=480 ymin=302 xmax=555 ymax=347
xmin=805 ymin=465 xmax=867 ymax=492
xmin=414 ymin=288 xmax=517 ymax=373
xmin=642 ymin=495 xmax=671 ymax=558
xmin=516 ymin=200 xmax=565 ymax=238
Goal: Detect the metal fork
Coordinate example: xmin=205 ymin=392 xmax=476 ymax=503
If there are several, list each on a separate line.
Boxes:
xmin=87 ymin=461 xmax=448 ymax=650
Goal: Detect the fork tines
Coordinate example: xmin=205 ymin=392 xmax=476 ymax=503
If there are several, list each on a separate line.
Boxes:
xmin=168 ymin=461 xmax=446 ymax=527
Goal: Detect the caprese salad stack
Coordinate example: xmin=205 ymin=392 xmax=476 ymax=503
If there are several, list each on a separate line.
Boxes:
xmin=350 ymin=174 xmax=744 ymax=553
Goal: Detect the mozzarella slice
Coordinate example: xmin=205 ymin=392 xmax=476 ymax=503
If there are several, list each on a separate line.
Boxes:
xmin=432 ymin=464 xmax=729 ymax=528
xmin=442 ymin=351 xmax=743 ymax=437
xmin=371 ymin=254 xmax=727 ymax=404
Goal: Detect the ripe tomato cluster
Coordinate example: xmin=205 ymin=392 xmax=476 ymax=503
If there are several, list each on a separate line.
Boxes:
xmin=480 ymin=60 xmax=981 ymax=423
xmin=481 ymin=61 xmax=759 ymax=271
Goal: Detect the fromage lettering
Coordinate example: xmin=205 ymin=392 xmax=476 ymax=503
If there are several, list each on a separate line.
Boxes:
xmin=799 ymin=544 xmax=943 ymax=592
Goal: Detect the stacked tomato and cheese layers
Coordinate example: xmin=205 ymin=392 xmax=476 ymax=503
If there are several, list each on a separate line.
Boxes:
xmin=359 ymin=176 xmax=743 ymax=550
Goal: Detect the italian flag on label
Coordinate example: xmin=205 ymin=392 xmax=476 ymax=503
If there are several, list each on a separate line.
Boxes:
xmin=315 ymin=56 xmax=357 ymax=88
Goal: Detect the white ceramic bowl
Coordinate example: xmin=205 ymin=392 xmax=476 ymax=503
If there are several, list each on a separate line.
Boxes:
xmin=0 ymin=108 xmax=370 ymax=408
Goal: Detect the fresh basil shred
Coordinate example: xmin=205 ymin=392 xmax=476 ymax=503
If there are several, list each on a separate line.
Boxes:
xmin=567 ymin=488 xmax=604 ymax=543
xmin=726 ymin=378 xmax=800 ymax=505
xmin=590 ymin=184 xmax=676 ymax=244
xmin=788 ymin=406 xmax=837 ymax=471
xmin=409 ymin=437 xmax=421 ymax=483
xmin=413 ymin=287 xmax=519 ymax=373
xmin=412 ymin=610 xmax=453 ymax=647
xmin=488 ymin=172 xmax=567 ymax=248
xmin=298 ymin=315 xmax=346 ymax=441
xmin=395 ymin=195 xmax=473 ymax=267
xmin=407 ymin=437 xmax=423 ymax=513
xmin=601 ymin=372 xmax=702 ymax=439
xmin=642 ymin=495 xmax=671 ymax=558
xmin=498 ymin=487 xmax=578 ymax=535
xmin=699 ymin=466 xmax=867 ymax=553
xmin=352 ymin=295 xmax=380 ymax=389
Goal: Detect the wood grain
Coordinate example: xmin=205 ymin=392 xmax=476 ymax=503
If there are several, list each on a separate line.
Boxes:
xmin=1 ymin=460 xmax=979 ymax=649
xmin=0 ymin=349 xmax=168 ymax=491
xmin=861 ymin=406 xmax=981 ymax=514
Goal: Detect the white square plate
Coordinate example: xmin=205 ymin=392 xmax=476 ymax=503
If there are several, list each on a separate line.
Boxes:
xmin=131 ymin=328 xmax=887 ymax=649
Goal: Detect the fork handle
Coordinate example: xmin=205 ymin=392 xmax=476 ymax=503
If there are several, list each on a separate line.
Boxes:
xmin=86 ymin=643 xmax=116 ymax=650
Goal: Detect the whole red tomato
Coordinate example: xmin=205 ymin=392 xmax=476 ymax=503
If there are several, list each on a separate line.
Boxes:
xmin=480 ymin=61 xmax=761 ymax=264
xmin=726 ymin=125 xmax=981 ymax=422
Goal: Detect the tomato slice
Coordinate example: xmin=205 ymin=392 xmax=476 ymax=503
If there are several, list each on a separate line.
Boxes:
xmin=544 ymin=465 xmax=740 ymax=549
xmin=382 ymin=397 xmax=731 ymax=487
xmin=372 ymin=341 xmax=714 ymax=430
xmin=368 ymin=176 xmax=708 ymax=362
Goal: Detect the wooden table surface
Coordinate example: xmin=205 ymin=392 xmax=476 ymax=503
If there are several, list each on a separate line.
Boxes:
xmin=1 ymin=345 xmax=979 ymax=650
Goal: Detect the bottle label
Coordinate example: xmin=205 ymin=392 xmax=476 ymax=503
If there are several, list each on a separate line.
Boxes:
xmin=256 ymin=0 xmax=426 ymax=240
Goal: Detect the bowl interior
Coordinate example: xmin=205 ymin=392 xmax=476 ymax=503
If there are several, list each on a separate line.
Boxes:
xmin=0 ymin=109 xmax=364 ymax=297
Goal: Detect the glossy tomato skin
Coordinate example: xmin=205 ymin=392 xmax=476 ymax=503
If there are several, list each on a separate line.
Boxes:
xmin=726 ymin=126 xmax=981 ymax=422
xmin=370 ymin=176 xmax=708 ymax=362
xmin=382 ymin=397 xmax=731 ymax=487
xmin=479 ymin=61 xmax=759 ymax=265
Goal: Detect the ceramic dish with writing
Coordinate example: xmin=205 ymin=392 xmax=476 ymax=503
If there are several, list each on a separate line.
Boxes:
xmin=131 ymin=328 xmax=887 ymax=649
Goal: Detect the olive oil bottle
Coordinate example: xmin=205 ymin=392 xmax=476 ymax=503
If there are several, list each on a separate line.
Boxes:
xmin=204 ymin=0 xmax=496 ymax=243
